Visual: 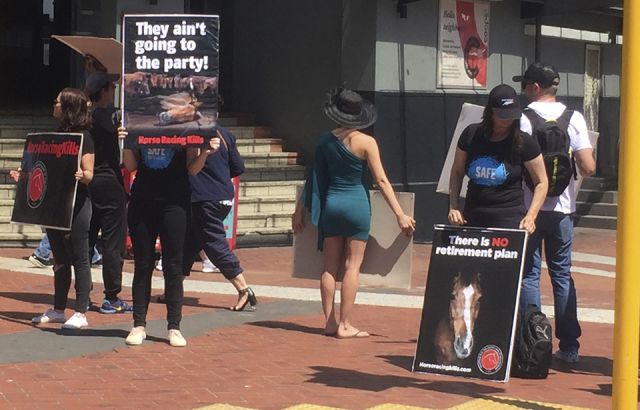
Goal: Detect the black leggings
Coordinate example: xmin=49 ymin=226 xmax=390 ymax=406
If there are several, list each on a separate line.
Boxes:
xmin=128 ymin=197 xmax=188 ymax=330
xmin=47 ymin=196 xmax=92 ymax=313
xmin=89 ymin=175 xmax=127 ymax=301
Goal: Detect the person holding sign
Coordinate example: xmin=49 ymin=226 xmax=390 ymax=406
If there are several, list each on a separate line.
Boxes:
xmin=448 ymin=84 xmax=548 ymax=234
xmin=11 ymin=88 xmax=95 ymax=329
xmin=121 ymin=129 xmax=190 ymax=347
xmin=292 ymin=87 xmax=415 ymax=339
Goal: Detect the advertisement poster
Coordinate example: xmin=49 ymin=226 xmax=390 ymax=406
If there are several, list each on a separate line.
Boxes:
xmin=438 ymin=0 xmax=490 ymax=89
xmin=412 ymin=225 xmax=527 ymax=382
xmin=11 ymin=133 xmax=82 ymax=230
xmin=122 ymin=14 xmax=219 ymax=148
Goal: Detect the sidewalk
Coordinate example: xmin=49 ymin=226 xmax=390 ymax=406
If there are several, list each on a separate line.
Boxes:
xmin=0 ymin=228 xmax=618 ymax=409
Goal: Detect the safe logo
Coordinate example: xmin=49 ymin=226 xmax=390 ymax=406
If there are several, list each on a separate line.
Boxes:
xmin=27 ymin=162 xmax=47 ymax=209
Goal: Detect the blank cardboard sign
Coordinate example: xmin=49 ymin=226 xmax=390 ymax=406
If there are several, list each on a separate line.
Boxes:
xmin=292 ymin=190 xmax=415 ymax=289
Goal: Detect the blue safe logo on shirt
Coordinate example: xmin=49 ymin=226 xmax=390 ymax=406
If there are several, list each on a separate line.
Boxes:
xmin=142 ymin=148 xmax=175 ymax=170
xmin=467 ymin=156 xmax=508 ymax=186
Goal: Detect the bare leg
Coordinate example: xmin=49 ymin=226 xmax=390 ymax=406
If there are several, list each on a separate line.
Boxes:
xmin=336 ymin=238 xmax=369 ymax=339
xmin=322 ymin=237 xmax=344 ymax=335
xmin=229 ymin=273 xmax=251 ymax=310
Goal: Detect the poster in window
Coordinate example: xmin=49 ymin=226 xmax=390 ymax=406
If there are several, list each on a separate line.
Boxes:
xmin=437 ymin=0 xmax=490 ymax=89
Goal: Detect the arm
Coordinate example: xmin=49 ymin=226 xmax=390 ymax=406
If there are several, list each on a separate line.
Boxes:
xmin=187 ymin=138 xmax=220 ymax=176
xmin=520 ymin=154 xmax=548 ymax=234
xmin=76 ymin=153 xmax=95 ymax=185
xmin=365 ymin=136 xmax=416 ymax=236
xmin=291 ymin=187 xmax=306 ymax=234
xmin=123 ymin=149 xmax=139 ymax=172
xmin=448 ymin=148 xmax=468 ymax=225
xmin=574 ymin=148 xmax=596 ymax=177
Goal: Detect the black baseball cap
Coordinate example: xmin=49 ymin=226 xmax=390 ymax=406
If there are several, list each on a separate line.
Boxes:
xmin=513 ymin=62 xmax=560 ymax=88
xmin=487 ymin=84 xmax=522 ymax=120
xmin=85 ymin=71 xmax=120 ymax=95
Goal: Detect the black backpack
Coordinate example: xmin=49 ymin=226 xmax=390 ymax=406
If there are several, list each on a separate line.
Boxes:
xmin=511 ymin=305 xmax=553 ymax=379
xmin=524 ymin=109 xmax=577 ymax=196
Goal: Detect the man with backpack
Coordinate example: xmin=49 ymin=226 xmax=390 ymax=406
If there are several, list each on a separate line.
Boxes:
xmin=514 ymin=63 xmax=596 ymax=364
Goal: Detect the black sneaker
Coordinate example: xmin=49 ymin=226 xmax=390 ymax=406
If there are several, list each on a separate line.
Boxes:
xmin=28 ymin=254 xmax=53 ymax=268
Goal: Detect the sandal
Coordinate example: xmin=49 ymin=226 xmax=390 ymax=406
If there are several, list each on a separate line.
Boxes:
xmin=229 ymin=287 xmax=257 ymax=311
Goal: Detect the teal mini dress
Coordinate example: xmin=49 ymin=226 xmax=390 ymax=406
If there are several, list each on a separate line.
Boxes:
xmin=303 ymin=131 xmax=371 ymax=250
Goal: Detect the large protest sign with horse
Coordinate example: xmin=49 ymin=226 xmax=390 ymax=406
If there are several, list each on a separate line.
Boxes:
xmin=11 ymin=133 xmax=83 ymax=230
xmin=412 ymin=225 xmax=527 ymax=382
xmin=121 ymin=14 xmax=219 ymax=148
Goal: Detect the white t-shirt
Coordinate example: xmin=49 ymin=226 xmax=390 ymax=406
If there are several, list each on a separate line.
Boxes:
xmin=520 ymin=101 xmax=593 ymax=214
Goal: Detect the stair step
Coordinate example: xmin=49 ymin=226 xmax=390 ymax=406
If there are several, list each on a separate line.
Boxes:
xmin=237 ymin=211 xmax=291 ymax=230
xmin=575 ymin=202 xmax=617 ymax=217
xmin=236 ymin=138 xmax=283 ymax=153
xmin=242 ymin=152 xmax=299 ymax=167
xmin=573 ymin=214 xmax=617 ymax=230
xmin=225 ymin=126 xmax=271 ymax=139
xmin=0 ymin=232 xmax=42 ymax=247
xmin=580 ymin=176 xmax=617 ymax=191
xmin=242 ymin=165 xmax=306 ymax=182
xmin=217 ymin=113 xmax=255 ymax=126
xmin=0 ymin=217 xmax=44 ymax=234
xmin=239 ymin=180 xmax=305 ymax=198
xmin=238 ymin=197 xmax=296 ymax=213
xmin=577 ymin=189 xmax=618 ymax=204
xmin=236 ymin=227 xmax=293 ymax=247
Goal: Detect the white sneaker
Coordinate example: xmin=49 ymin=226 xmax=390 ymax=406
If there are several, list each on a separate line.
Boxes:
xmin=168 ymin=329 xmax=187 ymax=347
xmin=125 ymin=327 xmax=146 ymax=345
xmin=155 ymin=258 xmax=163 ymax=271
xmin=62 ymin=312 xmax=88 ymax=329
xmin=202 ymin=259 xmax=219 ymax=273
xmin=32 ymin=308 xmax=65 ymax=324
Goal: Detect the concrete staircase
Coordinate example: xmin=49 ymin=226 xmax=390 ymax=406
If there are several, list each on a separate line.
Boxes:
xmin=0 ymin=114 xmax=304 ymax=247
xmin=574 ymin=177 xmax=617 ymax=230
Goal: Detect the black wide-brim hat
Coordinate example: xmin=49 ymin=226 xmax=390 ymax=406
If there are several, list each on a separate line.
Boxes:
xmin=324 ymin=88 xmax=377 ymax=129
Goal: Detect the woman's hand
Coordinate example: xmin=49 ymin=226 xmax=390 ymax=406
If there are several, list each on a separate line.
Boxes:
xmin=205 ymin=137 xmax=220 ymax=154
xmin=117 ymin=127 xmax=128 ymax=140
xmin=519 ymin=215 xmax=536 ymax=235
xmin=75 ymin=169 xmax=84 ymax=181
xmin=291 ymin=208 xmax=305 ymax=234
xmin=397 ymin=213 xmax=416 ymax=236
xmin=9 ymin=168 xmax=21 ymax=183
xmin=448 ymin=209 xmax=467 ymax=225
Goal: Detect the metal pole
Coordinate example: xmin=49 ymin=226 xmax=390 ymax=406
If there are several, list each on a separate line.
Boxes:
xmin=612 ymin=1 xmax=640 ymax=408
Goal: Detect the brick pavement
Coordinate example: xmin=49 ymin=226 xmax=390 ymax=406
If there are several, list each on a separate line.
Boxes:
xmin=0 ymin=228 xmax=622 ymax=409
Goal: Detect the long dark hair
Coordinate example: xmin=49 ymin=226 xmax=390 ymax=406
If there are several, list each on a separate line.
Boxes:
xmin=57 ymin=88 xmax=92 ymax=132
xmin=481 ymin=105 xmax=523 ymax=158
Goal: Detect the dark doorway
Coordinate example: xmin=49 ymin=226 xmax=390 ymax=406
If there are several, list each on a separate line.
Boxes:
xmin=187 ymin=0 xmax=234 ymax=111
xmin=0 ymin=1 xmax=74 ymax=112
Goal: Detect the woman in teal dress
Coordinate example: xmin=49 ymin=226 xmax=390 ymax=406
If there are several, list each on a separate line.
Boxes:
xmin=292 ymin=87 xmax=416 ymax=339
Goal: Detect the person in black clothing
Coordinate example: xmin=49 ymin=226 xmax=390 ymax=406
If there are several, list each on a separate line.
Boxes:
xmin=122 ymin=131 xmax=190 ymax=347
xmin=84 ymin=72 xmax=131 ymax=314
xmin=448 ymin=84 xmax=548 ymax=233
xmin=11 ymin=88 xmax=95 ymax=329
xmin=182 ymin=126 xmax=257 ymax=311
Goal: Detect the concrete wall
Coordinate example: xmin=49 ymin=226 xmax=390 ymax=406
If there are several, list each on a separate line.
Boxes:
xmin=231 ymin=0 xmax=343 ymax=160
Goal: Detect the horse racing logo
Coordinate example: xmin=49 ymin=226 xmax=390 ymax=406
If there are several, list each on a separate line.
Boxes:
xmin=27 ymin=161 xmax=47 ymax=209
xmin=477 ymin=345 xmax=504 ymax=375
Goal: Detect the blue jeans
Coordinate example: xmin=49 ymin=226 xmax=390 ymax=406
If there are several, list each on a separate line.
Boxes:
xmin=520 ymin=211 xmax=581 ymax=352
xmin=34 ymin=233 xmax=51 ymax=260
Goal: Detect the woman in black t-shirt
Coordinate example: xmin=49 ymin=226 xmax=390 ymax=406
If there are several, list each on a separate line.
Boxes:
xmin=448 ymin=84 xmax=548 ymax=233
xmin=11 ymin=88 xmax=95 ymax=329
xmin=122 ymin=132 xmax=190 ymax=347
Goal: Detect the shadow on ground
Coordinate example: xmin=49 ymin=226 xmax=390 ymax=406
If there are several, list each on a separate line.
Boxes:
xmin=550 ymin=355 xmax=612 ymax=377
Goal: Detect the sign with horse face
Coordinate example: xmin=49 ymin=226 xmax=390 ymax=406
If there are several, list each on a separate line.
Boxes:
xmin=412 ymin=225 xmax=527 ymax=382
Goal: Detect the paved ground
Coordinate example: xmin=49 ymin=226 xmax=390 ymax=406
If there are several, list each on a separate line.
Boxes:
xmin=0 ymin=228 xmax=624 ymax=409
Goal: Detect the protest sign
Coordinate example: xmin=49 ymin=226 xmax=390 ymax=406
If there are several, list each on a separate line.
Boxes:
xmin=412 ymin=225 xmax=527 ymax=382
xmin=122 ymin=14 xmax=219 ymax=148
xmin=11 ymin=133 xmax=83 ymax=230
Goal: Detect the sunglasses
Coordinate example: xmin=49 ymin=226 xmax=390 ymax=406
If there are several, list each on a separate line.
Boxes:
xmin=53 ymin=99 xmax=60 ymax=105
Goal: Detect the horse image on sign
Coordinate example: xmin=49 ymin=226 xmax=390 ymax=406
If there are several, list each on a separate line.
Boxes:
xmin=435 ymin=272 xmax=482 ymax=364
